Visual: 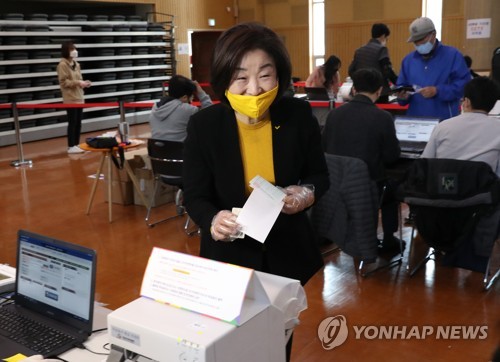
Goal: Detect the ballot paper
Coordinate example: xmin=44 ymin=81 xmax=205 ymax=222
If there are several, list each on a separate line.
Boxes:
xmin=236 ymin=175 xmax=286 ymax=243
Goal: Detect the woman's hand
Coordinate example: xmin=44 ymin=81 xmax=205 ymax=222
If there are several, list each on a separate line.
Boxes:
xmin=79 ymin=80 xmax=92 ymax=88
xmin=281 ymin=185 xmax=315 ymax=215
xmin=210 ymin=210 xmax=243 ymax=242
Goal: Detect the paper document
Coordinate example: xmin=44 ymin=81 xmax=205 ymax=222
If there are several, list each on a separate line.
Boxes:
xmin=141 ymin=248 xmax=254 ymax=324
xmin=488 ymin=100 xmax=500 ymax=115
xmin=236 ymin=175 xmax=286 ymax=243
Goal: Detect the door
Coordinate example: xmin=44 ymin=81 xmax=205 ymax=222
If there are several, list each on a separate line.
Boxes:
xmin=190 ymin=31 xmax=223 ymax=100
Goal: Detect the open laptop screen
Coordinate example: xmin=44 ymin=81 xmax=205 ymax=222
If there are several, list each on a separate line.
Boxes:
xmin=16 ymin=230 xmax=96 ymax=333
xmin=394 ymin=116 xmax=440 ymax=143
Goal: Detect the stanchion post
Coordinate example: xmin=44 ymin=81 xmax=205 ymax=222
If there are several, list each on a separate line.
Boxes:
xmin=119 ymin=100 xmax=126 ymax=124
xmin=118 ymin=101 xmax=129 ymax=144
xmin=10 ymin=102 xmax=33 ymax=167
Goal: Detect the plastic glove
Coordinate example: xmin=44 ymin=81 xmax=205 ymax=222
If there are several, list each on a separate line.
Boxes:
xmin=281 ymin=185 xmax=315 ymax=215
xmin=21 ymin=355 xmax=61 ymax=362
xmin=210 ymin=210 xmax=243 ymax=242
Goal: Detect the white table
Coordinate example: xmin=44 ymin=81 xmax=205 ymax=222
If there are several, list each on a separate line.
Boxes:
xmin=58 ymin=304 xmax=111 ymax=361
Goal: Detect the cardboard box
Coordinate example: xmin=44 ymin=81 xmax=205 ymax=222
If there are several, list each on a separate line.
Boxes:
xmin=115 ymin=154 xmax=146 ymax=182
xmin=104 ymin=180 xmax=134 ymax=205
xmin=103 ymin=154 xmax=146 ymax=205
xmin=124 ymin=147 xmax=150 ymax=168
xmin=133 ymin=167 xmax=177 ymax=207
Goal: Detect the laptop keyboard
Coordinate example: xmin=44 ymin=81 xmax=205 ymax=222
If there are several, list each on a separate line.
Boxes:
xmin=0 ymin=307 xmax=77 ymax=355
xmin=399 ymin=140 xmax=426 ymax=153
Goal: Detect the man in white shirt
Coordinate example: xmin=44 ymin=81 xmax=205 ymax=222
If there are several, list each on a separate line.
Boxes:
xmin=422 ymin=76 xmax=500 ymax=176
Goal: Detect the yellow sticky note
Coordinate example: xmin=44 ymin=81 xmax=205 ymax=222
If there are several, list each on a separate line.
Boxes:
xmin=3 ymin=354 xmax=28 ymax=362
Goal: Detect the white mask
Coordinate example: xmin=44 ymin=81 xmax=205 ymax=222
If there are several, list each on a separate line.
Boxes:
xmin=380 ymin=40 xmax=387 ymax=47
xmin=70 ymin=50 xmax=78 ymax=58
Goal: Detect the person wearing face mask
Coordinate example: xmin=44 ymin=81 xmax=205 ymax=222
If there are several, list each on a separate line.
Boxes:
xmin=396 ymin=17 xmax=470 ymax=121
xmin=184 ymin=24 xmax=329 ymax=360
xmin=348 ymin=23 xmax=398 ymax=103
xmin=184 ymin=23 xmax=328 ymax=287
xmin=56 ymin=41 xmax=92 ymax=154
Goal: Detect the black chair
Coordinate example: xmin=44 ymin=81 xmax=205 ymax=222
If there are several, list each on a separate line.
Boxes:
xmin=311 ymin=154 xmax=404 ymax=277
xmin=398 ymin=158 xmax=500 ymax=290
xmin=145 ymin=138 xmax=196 ymax=235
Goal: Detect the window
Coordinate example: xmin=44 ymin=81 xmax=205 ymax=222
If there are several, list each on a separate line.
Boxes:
xmin=422 ymin=0 xmax=442 ymax=39
xmin=309 ymin=0 xmax=325 ymax=70
xmin=308 ymin=1 xmax=443 ymax=72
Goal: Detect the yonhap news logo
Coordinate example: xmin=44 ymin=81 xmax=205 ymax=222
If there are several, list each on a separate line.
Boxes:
xmin=317 ymin=315 xmax=488 ymax=350
xmin=317 ymin=315 xmax=349 ymax=350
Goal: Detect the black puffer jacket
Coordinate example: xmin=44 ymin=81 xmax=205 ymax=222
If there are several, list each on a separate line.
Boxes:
xmin=312 ymin=154 xmax=379 ymax=261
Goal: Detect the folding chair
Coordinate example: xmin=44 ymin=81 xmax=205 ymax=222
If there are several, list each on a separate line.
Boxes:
xmin=398 ymin=158 xmax=500 ymax=290
xmin=145 ymin=139 xmax=196 ymax=235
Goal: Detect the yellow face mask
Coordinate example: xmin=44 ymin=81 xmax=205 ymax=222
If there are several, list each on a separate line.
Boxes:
xmin=225 ymin=85 xmax=278 ymax=120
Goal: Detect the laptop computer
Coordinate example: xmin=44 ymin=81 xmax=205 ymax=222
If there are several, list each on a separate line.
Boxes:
xmin=394 ymin=116 xmax=440 ymax=158
xmin=0 ymin=230 xmax=97 ymax=358
xmin=304 ymin=87 xmax=331 ymax=101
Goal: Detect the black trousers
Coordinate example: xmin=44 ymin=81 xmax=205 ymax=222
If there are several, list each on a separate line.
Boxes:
xmin=378 ymin=179 xmax=399 ymax=237
xmin=66 ymin=108 xmax=83 ymax=147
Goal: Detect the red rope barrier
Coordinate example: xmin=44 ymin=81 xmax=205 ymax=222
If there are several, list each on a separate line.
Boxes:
xmin=123 ymin=102 xmax=155 ymax=108
xmin=14 ymin=102 xmax=120 ymax=109
xmin=162 ymin=81 xmax=211 ymax=88
xmin=0 ymin=102 xmax=155 ymax=110
xmin=0 ymin=100 xmax=405 ymax=111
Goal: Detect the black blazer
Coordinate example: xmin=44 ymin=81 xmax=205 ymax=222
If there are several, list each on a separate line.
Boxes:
xmin=322 ymin=94 xmax=401 ymax=181
xmin=183 ymin=96 xmax=329 ymax=285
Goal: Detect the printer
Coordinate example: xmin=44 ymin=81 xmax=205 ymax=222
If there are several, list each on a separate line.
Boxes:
xmin=106 ymin=249 xmax=307 ymax=362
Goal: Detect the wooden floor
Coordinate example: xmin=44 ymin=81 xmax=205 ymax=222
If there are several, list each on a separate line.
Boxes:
xmin=0 ymin=124 xmax=498 ymax=362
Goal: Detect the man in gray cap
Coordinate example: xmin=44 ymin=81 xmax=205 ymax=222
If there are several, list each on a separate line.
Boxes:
xmin=396 ymin=17 xmax=470 ymax=121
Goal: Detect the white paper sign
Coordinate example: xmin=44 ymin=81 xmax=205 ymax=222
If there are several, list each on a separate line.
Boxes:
xmin=178 ymin=43 xmax=189 ymax=55
xmin=236 ymin=175 xmax=286 ymax=243
xmin=141 ymin=248 xmax=254 ymax=324
xmin=466 ymin=18 xmax=491 ymax=39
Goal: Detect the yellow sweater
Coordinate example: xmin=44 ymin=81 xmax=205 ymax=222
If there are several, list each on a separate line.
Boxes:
xmin=237 ymin=117 xmax=275 ymax=195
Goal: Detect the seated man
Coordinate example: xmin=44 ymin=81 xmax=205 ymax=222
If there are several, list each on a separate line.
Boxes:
xmin=149 ymin=74 xmax=212 ymax=142
xmin=322 ymin=68 xmax=402 ymax=250
xmin=422 ymin=76 xmax=500 ymax=176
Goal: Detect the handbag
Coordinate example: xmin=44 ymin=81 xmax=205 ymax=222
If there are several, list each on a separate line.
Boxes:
xmin=85 ymin=137 xmax=124 ymax=169
xmin=86 ymin=137 xmax=118 ymax=149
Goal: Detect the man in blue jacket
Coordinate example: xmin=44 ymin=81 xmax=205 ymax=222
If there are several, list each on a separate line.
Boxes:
xmin=396 ymin=17 xmax=470 ymax=121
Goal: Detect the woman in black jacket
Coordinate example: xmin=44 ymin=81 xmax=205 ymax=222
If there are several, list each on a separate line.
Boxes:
xmin=183 ymin=22 xmax=329 ymax=286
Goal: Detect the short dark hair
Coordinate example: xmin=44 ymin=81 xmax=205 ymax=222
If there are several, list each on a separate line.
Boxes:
xmin=210 ymin=22 xmax=292 ymax=103
xmin=322 ymin=55 xmax=341 ymax=90
xmin=463 ymin=76 xmax=500 ymax=112
xmin=168 ymin=75 xmax=196 ymax=99
xmin=463 ymin=55 xmax=472 ymax=68
xmin=61 ymin=41 xmax=76 ymax=59
xmin=372 ymin=23 xmax=390 ymax=38
xmin=352 ymin=68 xmax=383 ymax=93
